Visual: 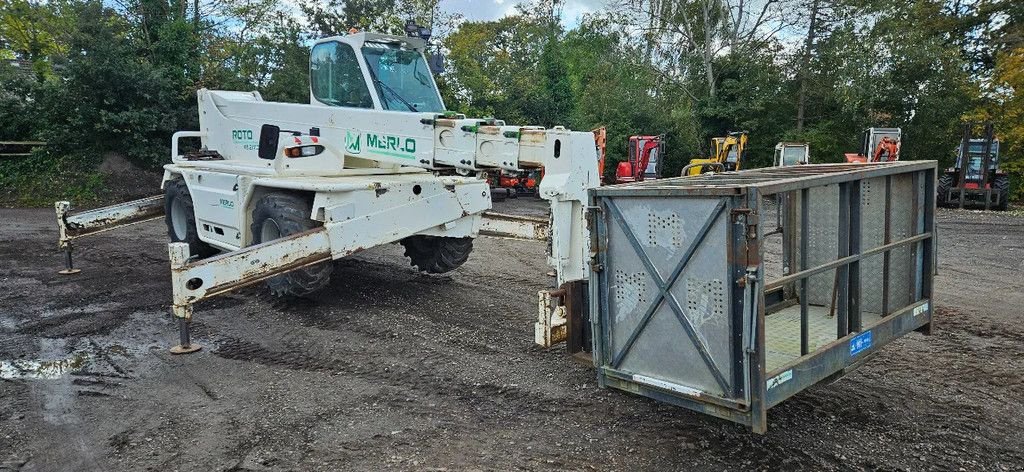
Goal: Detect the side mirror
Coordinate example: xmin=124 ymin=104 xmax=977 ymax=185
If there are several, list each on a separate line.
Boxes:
xmin=258 ymin=124 xmax=280 ymax=160
xmin=428 ymin=52 xmax=444 ymax=75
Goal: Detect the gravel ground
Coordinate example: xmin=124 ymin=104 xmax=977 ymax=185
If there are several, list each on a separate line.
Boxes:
xmin=1 ymin=198 xmax=1023 ymax=471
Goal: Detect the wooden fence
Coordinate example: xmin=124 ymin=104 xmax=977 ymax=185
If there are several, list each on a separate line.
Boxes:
xmin=0 ymin=141 xmax=46 ymax=159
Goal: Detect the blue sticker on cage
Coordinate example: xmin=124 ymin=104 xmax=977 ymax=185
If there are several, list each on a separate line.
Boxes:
xmin=849 ymin=331 xmax=873 ymax=356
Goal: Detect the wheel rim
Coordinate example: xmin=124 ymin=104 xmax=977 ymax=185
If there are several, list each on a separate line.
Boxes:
xmin=260 ymin=218 xmax=282 ymax=243
xmin=170 ymin=198 xmax=188 ymax=240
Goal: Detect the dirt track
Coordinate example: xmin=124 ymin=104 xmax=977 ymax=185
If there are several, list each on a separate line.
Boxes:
xmin=2 ymin=200 xmax=1023 ymax=471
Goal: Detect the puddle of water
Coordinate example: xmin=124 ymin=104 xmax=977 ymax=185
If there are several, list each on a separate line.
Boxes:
xmin=0 ymin=353 xmax=91 ymax=380
xmin=0 ymin=338 xmax=140 ymax=380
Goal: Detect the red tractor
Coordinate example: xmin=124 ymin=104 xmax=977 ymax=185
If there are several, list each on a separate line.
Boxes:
xmin=938 ymin=122 xmax=1010 ymax=210
xmin=614 ymin=135 xmax=665 ymax=184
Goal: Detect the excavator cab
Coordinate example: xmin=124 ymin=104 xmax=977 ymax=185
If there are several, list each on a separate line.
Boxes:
xmin=845 ymin=127 xmax=900 ymax=163
xmin=614 ymin=135 xmax=665 ymax=184
xmin=774 ymin=142 xmax=810 ymax=166
xmin=684 ymin=131 xmax=748 ymax=176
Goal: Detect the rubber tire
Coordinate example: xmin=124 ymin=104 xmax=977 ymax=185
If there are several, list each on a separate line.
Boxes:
xmin=400 ymin=235 xmax=474 ymax=274
xmin=164 ymin=179 xmax=217 ymax=258
xmin=250 ymin=193 xmax=333 ymax=298
xmin=993 ymin=175 xmax=1010 ymax=211
xmin=937 ymin=173 xmax=954 ymax=208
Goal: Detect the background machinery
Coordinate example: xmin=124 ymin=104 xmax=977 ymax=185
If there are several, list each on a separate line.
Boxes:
xmin=774 ymin=142 xmax=809 ymax=166
xmin=937 ymin=122 xmax=1010 ymax=210
xmin=613 ymin=134 xmax=665 ymax=184
xmin=489 ymin=169 xmax=540 ymax=201
xmin=683 ymin=131 xmax=748 ymax=176
xmin=845 ymin=127 xmax=900 ymax=163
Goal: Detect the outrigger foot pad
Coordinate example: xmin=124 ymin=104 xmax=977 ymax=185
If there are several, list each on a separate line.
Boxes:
xmin=169 ymin=344 xmax=202 ymax=355
xmin=59 ymin=247 xmax=80 ymax=274
xmin=170 ymin=317 xmax=200 ymax=354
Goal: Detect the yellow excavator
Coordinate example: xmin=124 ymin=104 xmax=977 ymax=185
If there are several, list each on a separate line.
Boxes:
xmin=683 ymin=131 xmax=748 ymax=176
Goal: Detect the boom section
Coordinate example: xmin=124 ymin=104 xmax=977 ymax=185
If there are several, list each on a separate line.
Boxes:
xmin=181 ymin=89 xmax=594 ymax=177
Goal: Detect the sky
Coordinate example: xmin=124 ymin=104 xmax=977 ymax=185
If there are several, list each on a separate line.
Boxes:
xmin=437 ymin=0 xmax=612 ymax=28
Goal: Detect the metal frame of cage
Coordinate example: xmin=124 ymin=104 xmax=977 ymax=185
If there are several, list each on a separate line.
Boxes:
xmin=588 ymin=161 xmax=936 ymax=433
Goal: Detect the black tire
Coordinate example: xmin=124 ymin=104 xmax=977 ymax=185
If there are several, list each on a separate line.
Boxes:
xmin=937 ymin=172 xmax=954 ymax=208
xmin=993 ymin=174 xmax=1010 ymax=211
xmin=164 ymin=178 xmax=217 ymax=258
xmin=400 ymin=235 xmax=474 ymax=274
xmin=250 ymin=193 xmax=333 ymax=297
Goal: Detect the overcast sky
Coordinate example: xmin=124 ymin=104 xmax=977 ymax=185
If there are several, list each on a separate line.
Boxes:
xmin=437 ymin=0 xmax=612 ymax=28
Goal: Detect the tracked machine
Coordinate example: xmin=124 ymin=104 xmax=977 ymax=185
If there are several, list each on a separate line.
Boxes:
xmin=683 ymin=131 xmax=747 ymax=176
xmin=613 ymin=134 xmax=665 ymax=184
xmin=52 ymin=26 xmax=939 ymax=433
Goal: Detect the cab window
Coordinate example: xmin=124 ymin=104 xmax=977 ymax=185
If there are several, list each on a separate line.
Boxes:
xmin=361 ymin=42 xmax=444 ymax=112
xmin=310 ymin=41 xmax=374 ymax=109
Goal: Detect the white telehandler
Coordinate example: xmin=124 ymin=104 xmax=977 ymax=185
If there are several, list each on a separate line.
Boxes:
xmin=55 ymin=28 xmax=597 ymax=353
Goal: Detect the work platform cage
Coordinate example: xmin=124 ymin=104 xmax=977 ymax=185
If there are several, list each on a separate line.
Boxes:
xmin=588 ymin=162 xmax=936 ymax=433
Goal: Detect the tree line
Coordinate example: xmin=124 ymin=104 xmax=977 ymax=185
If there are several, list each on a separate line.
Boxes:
xmin=1 ymin=0 xmax=1022 ymax=202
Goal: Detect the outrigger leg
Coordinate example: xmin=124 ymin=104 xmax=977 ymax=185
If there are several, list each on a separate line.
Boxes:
xmin=55 ymin=202 xmax=81 ymax=275
xmin=53 ymin=196 xmax=165 ymax=274
xmin=168 ymin=243 xmax=201 ymax=354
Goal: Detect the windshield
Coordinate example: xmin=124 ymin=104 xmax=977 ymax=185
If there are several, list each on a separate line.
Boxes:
xmin=958 ymin=140 xmax=999 ymax=169
xmin=966 ymin=157 xmax=983 ymax=181
xmin=782 ymin=146 xmax=805 ymax=165
xmin=361 ymin=42 xmax=444 ymax=113
xmin=644 ymin=148 xmax=659 ymax=174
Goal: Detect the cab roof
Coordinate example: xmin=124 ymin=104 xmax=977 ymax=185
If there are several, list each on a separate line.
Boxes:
xmin=312 ymin=32 xmax=428 ymax=51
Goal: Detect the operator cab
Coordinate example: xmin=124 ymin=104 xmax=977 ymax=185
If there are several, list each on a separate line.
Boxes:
xmin=774 ymin=142 xmax=810 ymax=166
xmin=713 ymin=131 xmax=747 ymax=171
xmin=845 ymin=127 xmax=901 ymax=163
xmin=309 ymin=31 xmax=445 ymax=113
xmin=956 ymin=138 xmax=1000 ymax=182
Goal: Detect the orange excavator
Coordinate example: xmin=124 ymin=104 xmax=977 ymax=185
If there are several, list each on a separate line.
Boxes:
xmin=489 ymin=170 xmax=540 ymax=201
xmin=845 ymin=128 xmax=901 ymax=163
xmin=614 ymin=135 xmax=665 ymax=184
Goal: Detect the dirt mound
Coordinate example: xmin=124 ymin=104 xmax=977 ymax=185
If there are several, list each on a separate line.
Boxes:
xmin=96 ymin=153 xmax=163 ymax=204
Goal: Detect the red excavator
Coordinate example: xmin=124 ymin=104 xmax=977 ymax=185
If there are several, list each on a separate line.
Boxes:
xmin=488 ymin=170 xmax=540 ymax=201
xmin=614 ymin=135 xmax=665 ymax=184
xmin=845 ymin=128 xmax=901 ymax=163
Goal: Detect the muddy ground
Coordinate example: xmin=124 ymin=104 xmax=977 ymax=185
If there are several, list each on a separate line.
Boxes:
xmin=1 ymin=198 xmax=1023 ymax=471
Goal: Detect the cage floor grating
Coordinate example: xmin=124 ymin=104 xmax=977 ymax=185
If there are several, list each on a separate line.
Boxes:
xmin=765 ymin=304 xmax=884 ymax=372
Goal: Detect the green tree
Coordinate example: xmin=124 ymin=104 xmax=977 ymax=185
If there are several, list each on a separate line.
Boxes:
xmin=38 ymin=1 xmax=196 ymax=168
xmin=441 ymin=14 xmax=549 ymax=123
xmin=0 ymin=62 xmax=41 ymax=140
xmin=0 ymin=0 xmax=76 ymax=77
